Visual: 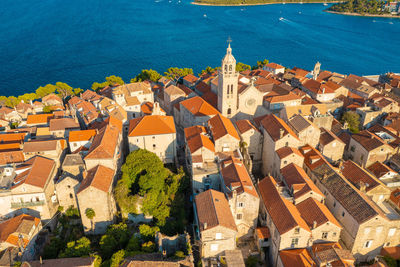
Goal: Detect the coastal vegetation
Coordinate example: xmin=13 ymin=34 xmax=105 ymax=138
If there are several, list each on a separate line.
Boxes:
xmin=341 ymin=111 xmax=360 ymax=133
xmin=328 ymin=0 xmax=389 ymax=14
xmin=194 ymin=0 xmax=338 ymax=5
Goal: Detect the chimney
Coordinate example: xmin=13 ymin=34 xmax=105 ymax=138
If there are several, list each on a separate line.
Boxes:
xmin=279 ymin=128 xmax=285 ymax=139
xmin=152 ymin=102 xmax=161 ymax=116
xmin=313 ymin=220 xmax=317 ymax=229
xmin=359 ymin=181 xmax=366 ymax=192
xmin=203 ymin=222 xmax=207 ymax=230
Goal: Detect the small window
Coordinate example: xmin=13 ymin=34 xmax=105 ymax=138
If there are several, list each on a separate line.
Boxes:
xmin=388 ymin=228 xmax=396 ymax=236
xmin=153 ymin=144 xmax=156 ymax=149
xmin=237 ymin=214 xmax=243 ymax=220
xmin=69 ymin=193 xmax=73 ymax=199
xmin=332 ymin=232 xmax=337 ymax=237
xmin=291 ymin=238 xmax=299 ymax=248
xmin=36 ymin=197 xmax=40 ymax=202
xmin=211 ymin=244 xmax=219 ymax=251
xmin=68 ymin=185 xmax=71 ymax=189
xmin=364 ymin=227 xmax=371 ymax=235
xmin=137 ymin=139 xmax=140 ymax=143
xmin=385 ymin=242 xmax=391 ymax=247
xmin=216 ymin=233 xmax=222 ymax=240
xmin=152 ymin=136 xmax=155 ymax=139
xmin=285 ymin=142 xmax=289 ymax=147
xmin=342 ymin=211 xmax=345 ymax=217
xmin=283 ymin=160 xmax=287 ymax=165
xmin=364 ymin=240 xmax=373 ymax=248
xmin=238 ymin=202 xmax=244 ymax=207
xmin=294 ymin=227 xmax=300 ymax=235
xmin=333 ymin=201 xmax=336 ymax=208
xmin=350 ymin=146 xmax=355 ymax=152
xmin=322 ymin=232 xmax=328 ymax=239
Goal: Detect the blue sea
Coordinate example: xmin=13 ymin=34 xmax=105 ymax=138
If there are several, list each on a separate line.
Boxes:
xmin=0 ymin=0 xmax=399 ymax=96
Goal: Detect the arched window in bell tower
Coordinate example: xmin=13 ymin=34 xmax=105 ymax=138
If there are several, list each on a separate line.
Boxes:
xmin=229 ymin=65 xmax=232 ymax=72
xmin=227 ymin=85 xmax=230 ymax=95
xmin=225 ymin=65 xmax=227 ymax=72
xmin=230 ymin=84 xmax=233 ymax=94
xmin=227 ymin=108 xmax=232 ymax=115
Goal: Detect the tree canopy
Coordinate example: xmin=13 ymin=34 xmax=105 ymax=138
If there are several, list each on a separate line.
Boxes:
xmin=329 ymin=0 xmax=388 ymax=14
xmin=91 ymin=75 xmax=124 ymax=91
xmin=115 ymin=149 xmax=185 ymax=227
xmin=131 ymin=69 xmax=162 ymax=83
xmin=236 ymin=62 xmax=251 ymax=72
xmin=59 ymin=237 xmax=91 ymax=258
xmin=341 ymin=111 xmax=360 ymax=133
xmin=164 ymin=67 xmax=193 ymax=81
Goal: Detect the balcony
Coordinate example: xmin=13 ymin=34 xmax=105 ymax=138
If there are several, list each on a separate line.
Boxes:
xmin=11 ymin=200 xmax=45 ymax=208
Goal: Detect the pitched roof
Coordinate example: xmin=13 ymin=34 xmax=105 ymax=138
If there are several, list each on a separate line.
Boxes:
xmin=276 ymin=147 xmax=303 ymax=159
xmin=24 ymin=257 xmax=95 ymax=267
xmin=380 ymin=246 xmax=400 ymax=260
xmin=220 ymin=157 xmax=258 ymax=198
xmin=23 ymin=140 xmax=58 ymax=153
xmin=182 ymin=74 xmax=198 ymax=83
xmin=260 ymin=114 xmax=299 ymax=141
xmin=0 ymin=133 xmax=26 ymax=143
xmin=367 ymin=161 xmax=397 ymax=178
xmin=319 ymin=128 xmax=344 ymax=146
xmin=128 ymin=115 xmax=176 ymax=137
xmin=195 ymin=189 xmax=237 ymax=232
xmin=85 ymin=124 xmax=119 ymax=159
xmin=42 ymin=94 xmax=62 ymax=104
xmin=266 ymin=62 xmax=284 ymax=69
xmin=258 ymin=176 xmax=310 ymax=235
xmin=69 ymin=129 xmax=97 ymax=142
xmin=288 ymin=114 xmax=314 ymax=133
xmin=302 ymin=147 xmax=379 ymax=224
xmin=26 ymin=114 xmax=54 ymax=125
xmin=0 ymin=151 xmax=25 ymax=166
xmin=184 ymin=125 xmax=207 ymax=140
xmin=12 ymin=156 xmax=55 ymax=189
xmin=164 ymin=85 xmax=185 ymax=96
xmin=279 ymin=248 xmax=315 ymax=267
xmin=208 ymin=114 xmax=239 ymax=141
xmin=77 ymin=165 xmax=114 ymax=194
xmin=351 ymin=130 xmax=387 ymax=152
xmin=49 ymin=118 xmax=80 ymax=131
xmin=281 ymin=163 xmax=323 ymax=200
xmin=187 ymin=133 xmax=215 ymax=153
xmin=235 ymin=119 xmax=259 ymax=134
xmin=340 ymin=160 xmax=384 ymax=192
xmin=296 ymin=197 xmax=342 ymax=229
xmin=180 ymin=96 xmax=219 ymax=117
xmin=0 ymin=214 xmax=40 ymax=247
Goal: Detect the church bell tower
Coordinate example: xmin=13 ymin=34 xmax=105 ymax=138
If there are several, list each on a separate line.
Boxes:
xmin=218 ymin=41 xmax=239 ymax=118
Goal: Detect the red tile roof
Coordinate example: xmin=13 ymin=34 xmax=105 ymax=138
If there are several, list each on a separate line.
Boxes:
xmin=85 ymin=124 xmax=119 ymax=159
xmin=260 ymin=114 xmax=299 ymax=141
xmin=12 ymin=156 xmax=55 ymax=189
xmin=279 ymin=248 xmax=315 ymax=267
xmin=187 ymin=133 xmax=215 ymax=153
xmin=296 ymin=197 xmax=341 ymax=229
xmin=208 ymin=114 xmax=239 ymax=141
xmin=128 ymin=115 xmax=176 ymax=137
xmin=258 ymin=176 xmax=310 ymax=235
xmin=276 ymin=147 xmax=303 ymax=159
xmin=69 ymin=129 xmax=97 ymax=142
xmin=235 ymin=119 xmax=259 ymax=134
xmin=0 ymin=214 xmax=40 ymax=248
xmin=195 ymin=189 xmax=237 ymax=232
xmin=341 ymin=160 xmax=383 ymax=192
xmin=180 ymin=96 xmax=219 ymax=117
xmin=77 ymin=165 xmax=114 ymax=193
xmin=367 ymin=161 xmax=396 ymax=178
xmin=26 ymin=114 xmax=54 ymax=125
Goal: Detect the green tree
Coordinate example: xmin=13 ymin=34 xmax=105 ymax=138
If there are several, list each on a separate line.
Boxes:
xmin=85 ymin=208 xmax=95 ymax=233
xmin=6 ymin=96 xmax=19 ymax=108
xmin=139 ymin=224 xmax=160 ymax=241
xmin=131 ymin=69 xmax=162 ymax=83
xmin=245 ymin=255 xmax=259 ymax=267
xmin=35 ymin=84 xmax=56 ymax=98
xmin=99 ymin=223 xmax=130 ymax=259
xmin=141 ymin=241 xmax=156 ymax=253
xmin=110 ymin=250 xmax=126 ymax=267
xmin=59 ymin=237 xmax=91 ymax=258
xmin=126 ymin=236 xmax=141 ymax=252
xmin=74 ymin=88 xmax=83 ymax=96
xmin=18 ymin=93 xmax=37 ymax=103
xmin=55 ymin=82 xmax=73 ymax=99
xmin=42 ymin=105 xmax=52 ymax=113
xmin=341 ymin=111 xmax=360 ymax=133
xmin=106 ymin=75 xmax=124 ymax=86
xmin=200 ymin=66 xmax=220 ymax=76
xmin=236 ymin=62 xmax=251 ymax=72
xmin=43 ymin=237 xmax=65 ymax=259
xmin=164 ymin=67 xmax=193 ymax=81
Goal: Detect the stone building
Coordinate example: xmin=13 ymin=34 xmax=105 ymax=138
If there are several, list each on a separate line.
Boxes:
xmin=235 ymin=119 xmax=263 ymax=172
xmin=194 ymin=189 xmax=237 ymax=258
xmin=348 ymin=130 xmax=394 ymax=168
xmin=301 ymin=145 xmax=400 ymax=262
xmin=280 ymin=104 xmax=334 ymax=130
xmin=128 ymin=115 xmax=176 ymax=164
xmin=207 ymin=114 xmax=240 ymax=153
xmin=219 ymin=157 xmax=259 ymax=239
xmin=260 ymin=114 xmax=300 ymax=176
xmin=84 ymin=124 xmax=122 ymax=170
xmin=272 ymin=147 xmax=304 ymax=177
xmin=163 ymin=85 xmax=186 ymax=115
xmin=288 ymin=114 xmax=321 ymax=148
xmin=76 ymin=165 xmax=116 ymax=234
xmin=179 ymin=96 xmax=219 ymax=129
xmin=318 ymin=128 xmax=345 ymax=163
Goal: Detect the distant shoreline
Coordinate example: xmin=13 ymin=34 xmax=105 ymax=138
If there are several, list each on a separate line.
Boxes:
xmin=192 ymin=1 xmax=339 ymax=6
xmin=325 ymin=10 xmax=400 ymax=18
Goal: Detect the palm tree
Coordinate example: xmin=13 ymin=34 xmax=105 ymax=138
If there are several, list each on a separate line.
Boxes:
xmin=239 ymin=141 xmax=248 ymax=155
xmin=85 ymin=208 xmax=96 ymax=233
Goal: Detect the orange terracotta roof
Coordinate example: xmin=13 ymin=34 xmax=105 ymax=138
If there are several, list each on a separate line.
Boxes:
xmin=235 ymin=119 xmax=259 ymax=134
xmin=258 ymin=176 xmax=310 ymax=235
xmin=26 ymin=114 xmax=54 ymax=125
xmin=69 ymin=129 xmax=97 ymax=142
xmin=77 ymin=165 xmax=114 ymax=193
xmin=128 ymin=115 xmax=175 ymax=137
xmin=260 ymin=114 xmax=299 ymax=141
xmin=256 ymin=227 xmax=270 ymax=239
xmin=208 ymin=114 xmax=239 ymax=141
xmin=266 ymin=62 xmax=284 ymax=69
xmin=276 ymin=147 xmax=303 ymax=159
xmin=380 ymin=246 xmax=400 ymax=260
xmin=12 ymin=156 xmax=55 ymax=189
xmin=367 ymin=161 xmax=396 ymax=178
xmin=279 ymin=248 xmax=315 ymax=267
xmin=184 ymin=125 xmax=207 ymax=140
xmin=296 ymin=197 xmax=342 ymax=229
xmin=281 ymin=163 xmax=323 ymax=200
xmin=220 ymin=157 xmax=258 ymax=198
xmin=201 ymin=91 xmax=218 ymax=109
xmin=105 ymin=115 xmax=123 ymax=133
xmin=187 ymin=133 xmax=215 ymax=153
xmin=180 ymin=96 xmax=219 ymax=116
xmin=341 ymin=160 xmax=383 ymax=192
xmin=0 ymin=143 xmax=21 ymax=151
xmin=140 ymin=102 xmax=166 ymax=115
xmin=195 ymin=189 xmax=237 ymax=232
xmin=182 ymin=74 xmax=198 ymax=84
xmin=85 ymin=124 xmax=119 ymax=159
xmin=0 ymin=151 xmax=24 ymax=166
xmin=0 ymin=214 xmax=40 ymax=248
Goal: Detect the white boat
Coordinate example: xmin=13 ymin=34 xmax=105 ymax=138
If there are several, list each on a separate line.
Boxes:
xmin=203 ymin=14 xmax=207 ymax=17
xmin=323 ymin=2 xmax=328 ymax=6
xmin=279 ymin=17 xmax=284 ymax=20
